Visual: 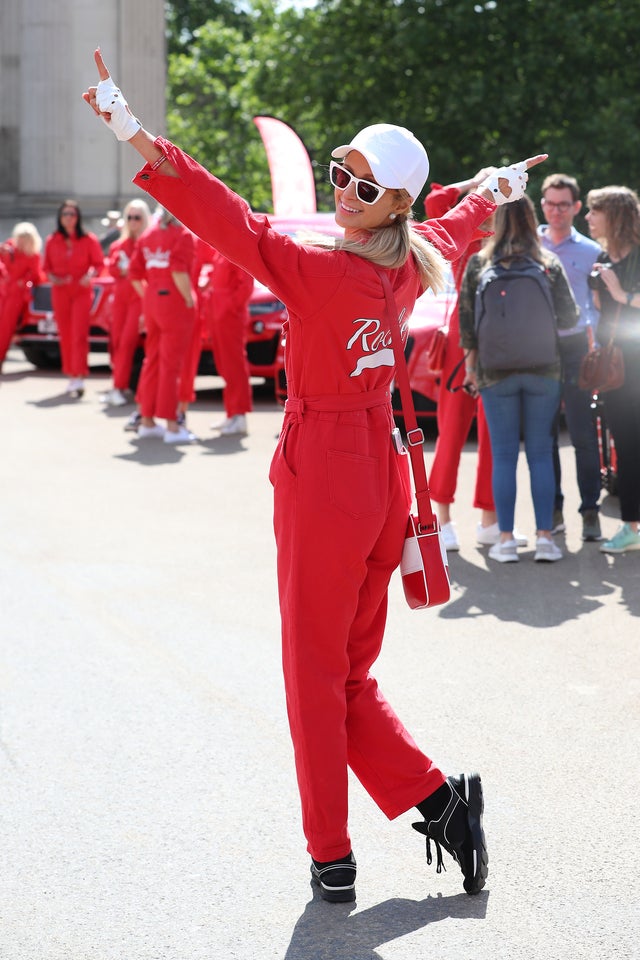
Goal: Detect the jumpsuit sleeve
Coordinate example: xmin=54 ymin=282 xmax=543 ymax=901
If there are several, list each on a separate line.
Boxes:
xmin=88 ymin=234 xmax=106 ymax=275
xmin=106 ymin=241 xmax=123 ymax=279
xmin=128 ymin=242 xmax=146 ymax=283
xmin=414 ymin=193 xmax=496 ymax=265
xmin=423 ymin=183 xmax=460 ymax=219
xmin=169 ymin=229 xmax=195 ymax=274
xmin=132 ymin=139 xmax=353 ymax=319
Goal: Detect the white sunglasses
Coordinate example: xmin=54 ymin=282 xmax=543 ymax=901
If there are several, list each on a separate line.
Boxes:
xmin=329 ymin=161 xmax=387 ymax=205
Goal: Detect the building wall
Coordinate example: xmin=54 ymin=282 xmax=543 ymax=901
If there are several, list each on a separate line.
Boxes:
xmin=0 ymin=0 xmax=166 ymax=239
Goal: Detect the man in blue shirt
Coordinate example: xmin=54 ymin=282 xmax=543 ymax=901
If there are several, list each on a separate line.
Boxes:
xmin=539 ymin=173 xmax=603 ymax=541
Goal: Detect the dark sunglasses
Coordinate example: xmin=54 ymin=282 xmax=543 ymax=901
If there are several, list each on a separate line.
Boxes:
xmin=329 ymin=161 xmax=386 ymax=205
xmin=127 ymin=214 xmax=143 ymax=221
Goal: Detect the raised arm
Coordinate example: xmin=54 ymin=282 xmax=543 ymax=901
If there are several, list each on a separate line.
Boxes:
xmin=82 ymin=48 xmax=178 ymax=176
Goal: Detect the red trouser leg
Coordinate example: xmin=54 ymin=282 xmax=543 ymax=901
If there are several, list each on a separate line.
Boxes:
xmin=178 ymin=312 xmax=203 ymax=405
xmin=210 ymin=306 xmax=252 ymax=417
xmin=154 ymin=295 xmax=195 ymax=421
xmin=0 ymin=288 xmax=26 ymax=363
xmin=137 ymin=310 xmax=160 ymax=418
xmin=51 ymin=286 xmax=73 ymax=376
xmin=68 ymin=285 xmax=92 ymax=377
xmin=428 ymin=340 xmax=495 ymax=511
xmin=112 ymin=298 xmax=142 ymax=391
xmin=270 ymin=403 xmax=445 ymax=862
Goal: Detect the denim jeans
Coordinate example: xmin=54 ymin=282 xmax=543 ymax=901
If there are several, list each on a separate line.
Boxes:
xmin=552 ymin=333 xmax=602 ymax=514
xmin=480 ymin=373 xmax=562 ymax=533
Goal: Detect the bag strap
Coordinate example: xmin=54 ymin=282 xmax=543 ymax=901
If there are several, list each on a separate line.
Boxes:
xmin=378 ymin=270 xmax=437 ymax=533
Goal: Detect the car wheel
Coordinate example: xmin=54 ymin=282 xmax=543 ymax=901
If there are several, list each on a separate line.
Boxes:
xmin=21 ymin=343 xmax=61 ymax=369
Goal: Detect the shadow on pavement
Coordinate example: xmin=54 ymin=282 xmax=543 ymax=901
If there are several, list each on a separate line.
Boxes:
xmin=444 ymin=539 xmax=640 ymax=622
xmin=285 ymin=888 xmax=488 ymax=960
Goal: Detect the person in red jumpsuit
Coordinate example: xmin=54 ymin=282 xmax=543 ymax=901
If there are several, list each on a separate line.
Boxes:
xmin=179 ymin=239 xmax=254 ymax=436
xmin=206 ymin=248 xmax=254 ymax=436
xmin=0 ymin=222 xmax=45 ymax=372
xmin=86 ymin=50 xmax=544 ymax=902
xmin=43 ymin=200 xmax=105 ymax=398
xmin=128 ymin=206 xmax=197 ymax=443
xmin=101 ymin=198 xmax=151 ymax=406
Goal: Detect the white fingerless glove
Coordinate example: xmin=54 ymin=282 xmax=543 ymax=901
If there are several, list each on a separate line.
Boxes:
xmin=96 ymin=77 xmax=141 ymax=141
xmin=480 ymin=161 xmax=528 ymax=205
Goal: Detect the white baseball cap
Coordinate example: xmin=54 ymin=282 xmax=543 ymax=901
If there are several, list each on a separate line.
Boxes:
xmin=331 ymin=123 xmax=430 ymax=201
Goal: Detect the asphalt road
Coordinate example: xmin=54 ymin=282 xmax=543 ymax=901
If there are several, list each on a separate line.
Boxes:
xmin=1 ymin=348 xmax=638 ymax=960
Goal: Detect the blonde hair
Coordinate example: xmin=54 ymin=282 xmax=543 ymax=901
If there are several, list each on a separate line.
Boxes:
xmin=12 ymin=221 xmax=42 ymax=255
xmin=586 ymin=185 xmax=640 ymax=253
xmin=304 ymin=194 xmax=447 ymax=293
xmin=121 ymin=199 xmax=151 ymax=240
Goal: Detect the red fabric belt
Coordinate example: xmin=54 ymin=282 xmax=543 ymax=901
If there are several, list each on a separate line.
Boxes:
xmin=284 ymin=388 xmax=391 ymax=420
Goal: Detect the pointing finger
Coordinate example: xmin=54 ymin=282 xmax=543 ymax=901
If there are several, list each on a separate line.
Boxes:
xmin=94 ymin=47 xmax=110 ymax=81
xmin=524 ymin=154 xmax=548 ymax=170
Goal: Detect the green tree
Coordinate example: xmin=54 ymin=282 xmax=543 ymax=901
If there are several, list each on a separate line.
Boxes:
xmin=165 ymin=0 xmax=640 ymax=215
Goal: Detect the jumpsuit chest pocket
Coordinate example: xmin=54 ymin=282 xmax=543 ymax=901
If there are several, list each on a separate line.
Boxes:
xmin=327 ymin=449 xmax=382 ymax=519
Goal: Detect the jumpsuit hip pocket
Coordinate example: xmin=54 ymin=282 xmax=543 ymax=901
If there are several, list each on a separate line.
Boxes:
xmin=327 ymin=449 xmax=382 ymax=519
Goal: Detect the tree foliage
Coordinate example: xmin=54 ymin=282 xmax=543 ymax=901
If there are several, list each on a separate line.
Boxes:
xmin=165 ymin=0 xmax=640 ymax=218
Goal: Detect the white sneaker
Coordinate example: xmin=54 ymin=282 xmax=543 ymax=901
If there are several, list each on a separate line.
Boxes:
xmin=534 ymin=536 xmax=563 ymax=562
xmin=218 ymin=414 xmax=248 ymax=436
xmin=66 ymin=377 xmax=84 ymax=397
xmin=477 ymin=522 xmax=528 ymax=548
xmin=137 ymin=424 xmax=166 ymax=439
xmin=440 ymin=521 xmax=460 ymax=552
xmin=488 ymin=539 xmax=519 ymax=563
xmin=164 ymin=425 xmax=197 ymax=444
xmin=106 ymin=388 xmax=128 ymax=407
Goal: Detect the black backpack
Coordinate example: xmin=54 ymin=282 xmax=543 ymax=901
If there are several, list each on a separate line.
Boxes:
xmin=474 ymin=256 xmax=558 ymax=370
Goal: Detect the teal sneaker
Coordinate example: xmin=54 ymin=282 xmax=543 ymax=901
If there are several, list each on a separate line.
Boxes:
xmin=600 ymin=523 xmax=640 ymax=554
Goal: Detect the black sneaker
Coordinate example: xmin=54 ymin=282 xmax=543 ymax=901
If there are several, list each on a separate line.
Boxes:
xmin=412 ymin=773 xmax=488 ymax=895
xmin=310 ymin=851 xmax=356 ymax=903
xmin=581 ymin=509 xmax=602 ymax=542
xmin=124 ymin=411 xmax=142 ymax=432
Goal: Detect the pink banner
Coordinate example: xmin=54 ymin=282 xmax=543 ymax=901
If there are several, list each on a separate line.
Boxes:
xmin=254 ymin=116 xmax=317 ymax=215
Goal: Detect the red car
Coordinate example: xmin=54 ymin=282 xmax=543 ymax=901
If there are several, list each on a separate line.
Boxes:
xmin=14 ymin=277 xmax=115 ymax=370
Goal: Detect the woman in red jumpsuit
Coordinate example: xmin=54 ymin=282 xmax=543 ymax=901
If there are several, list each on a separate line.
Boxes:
xmin=86 ymin=51 xmax=543 ymax=901
xmin=102 ymin=198 xmax=151 ymax=406
xmin=0 ymin=222 xmax=45 ymax=371
xmin=43 ymin=200 xmax=105 ymax=397
xmin=205 ymin=246 xmax=254 ymax=436
xmin=128 ymin=207 xmax=197 ymax=443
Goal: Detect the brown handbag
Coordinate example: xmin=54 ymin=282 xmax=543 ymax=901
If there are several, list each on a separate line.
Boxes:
xmin=578 ymin=308 xmax=624 ymax=394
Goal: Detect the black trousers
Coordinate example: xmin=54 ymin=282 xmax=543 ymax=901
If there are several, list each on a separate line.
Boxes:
xmin=603 ymin=349 xmax=640 ymax=522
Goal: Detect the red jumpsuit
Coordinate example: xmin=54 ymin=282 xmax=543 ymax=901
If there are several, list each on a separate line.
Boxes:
xmin=134 ymin=140 xmax=495 ymax=861
xmin=0 ymin=241 xmax=45 ymax=365
xmin=129 ymin=220 xmax=196 ymax=421
xmin=43 ymin=231 xmax=104 ymax=377
xmin=106 ymin=236 xmax=144 ymax=391
xmin=203 ymin=246 xmax=253 ymax=417
xmin=424 ymin=184 xmax=495 ymax=511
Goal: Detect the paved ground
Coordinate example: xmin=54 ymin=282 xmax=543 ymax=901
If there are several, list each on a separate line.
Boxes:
xmin=1 ymin=348 xmax=638 ymax=960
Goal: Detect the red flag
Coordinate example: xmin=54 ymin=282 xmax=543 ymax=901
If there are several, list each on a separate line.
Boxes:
xmin=254 ymin=116 xmax=317 ymax=215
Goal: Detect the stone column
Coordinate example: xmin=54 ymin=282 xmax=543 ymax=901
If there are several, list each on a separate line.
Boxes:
xmin=0 ymin=0 xmax=165 ymax=232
